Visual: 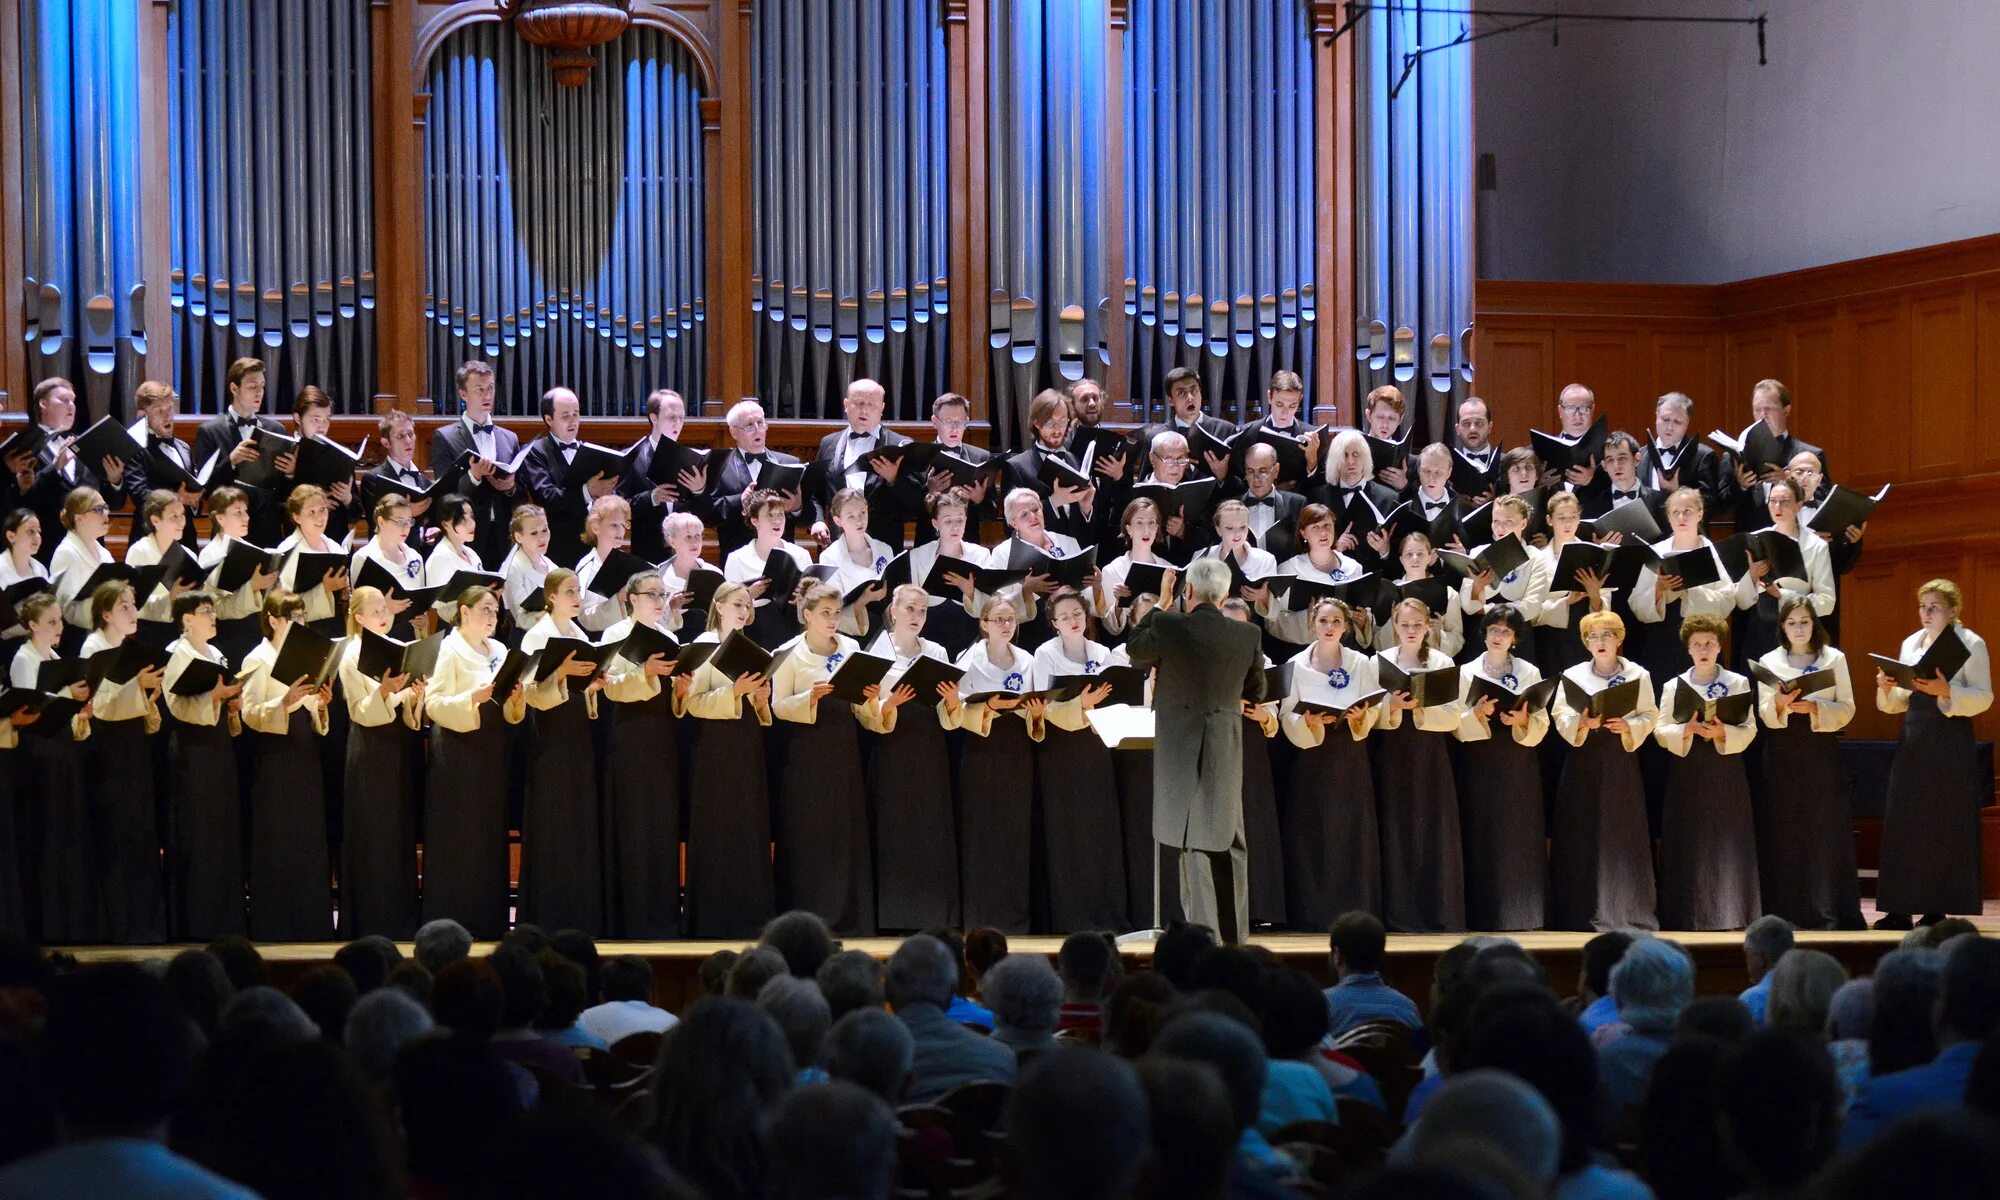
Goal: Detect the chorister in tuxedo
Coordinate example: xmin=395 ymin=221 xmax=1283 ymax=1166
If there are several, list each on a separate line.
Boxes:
xmin=1306 ymin=431 xmax=1400 ymax=571
xmin=1638 ymin=393 xmax=1728 ymax=509
xmin=365 ymin=411 xmax=440 ymax=537
xmin=803 ymin=379 xmax=915 ymax=551
xmin=22 ymin=379 xmax=128 ymax=564
xmin=619 ymin=389 xmax=708 ymax=563
xmin=1003 ymin=391 xmax=1101 ymax=548
xmin=704 ymin=401 xmax=806 ymax=554
xmin=1724 ymin=381 xmax=1826 ymax=529
xmin=427 ymin=363 xmax=524 ymax=567
xmin=1450 ymin=396 xmax=1503 ymax=499
xmin=192 ymin=359 xmax=289 ymax=547
xmin=1582 ymin=434 xmax=1668 ymax=526
xmin=914 ymin=392 xmax=999 ymax=542
xmin=519 ymin=387 xmax=622 ymax=568
xmin=125 ymin=381 xmax=204 ymax=552
xmin=1238 ymin=444 xmax=1306 ymax=561
xmin=1142 ymin=367 xmax=1241 ymax=484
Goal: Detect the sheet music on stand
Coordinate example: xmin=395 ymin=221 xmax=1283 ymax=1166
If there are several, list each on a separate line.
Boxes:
xmin=1088 ymin=705 xmax=1168 ymax=946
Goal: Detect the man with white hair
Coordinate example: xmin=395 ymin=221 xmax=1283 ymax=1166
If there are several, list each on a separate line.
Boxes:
xmin=886 ymin=935 xmax=1016 ymax=1102
xmin=705 ymin=398 xmax=805 ymax=553
xmin=1739 ymin=914 xmax=1796 ymax=1024
xmin=804 ymin=378 xmax=914 ymax=549
xmin=1596 ymin=937 xmax=1695 ymax=1125
xmin=1127 ymin=558 xmax=1269 ymax=942
xmin=981 ymin=954 xmax=1064 ymax=1057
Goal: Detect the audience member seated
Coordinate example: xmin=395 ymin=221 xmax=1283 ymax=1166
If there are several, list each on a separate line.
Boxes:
xmin=1153 ymin=921 xmax=1218 ymax=994
xmin=331 ymin=935 xmax=404 ymax=995
xmin=760 ymin=975 xmax=834 ymax=1081
xmin=428 ymin=957 xmax=542 ymax=1107
xmin=162 ymin=950 xmax=235 ymax=1043
xmin=815 ymin=949 xmax=887 ymax=1022
xmin=1842 ymin=937 xmax=2000 ymax=1151
xmin=1004 ymin=1050 xmax=1150 ymax=1200
xmin=1105 ymin=971 xmax=1180 ymax=1059
xmin=1324 ymin=912 xmax=1422 ymax=1036
xmin=182 ymin=1038 xmax=403 ymax=1200
xmin=1767 ymin=946 xmax=1848 ymax=1041
xmin=293 ymin=964 xmax=360 ymax=1043
xmin=486 ymin=947 xmax=586 ymax=1086
xmin=922 ymin=926 xmax=996 ymax=1031
xmin=1574 ymin=931 xmax=1634 ymax=1036
xmin=1057 ymin=932 xmax=1120 ymax=1038
xmin=762 ymin=911 xmax=837 ymax=981
xmin=1150 ymin=1011 xmax=1300 ymax=1197
xmin=1258 ymin=966 xmax=1381 ymax=1122
xmin=983 ymin=954 xmax=1064 ymax=1057
xmin=1817 ymin=1111 xmax=2000 ymax=1200
xmin=533 ymin=951 xmax=607 ymax=1049
xmin=764 ymin=1082 xmax=897 ymax=1200
xmin=204 ymin=937 xmax=269 ymax=992
xmin=1595 ymin=937 xmax=1694 ymax=1130
xmin=343 ymin=987 xmax=434 ymax=1083
xmin=0 ymin=965 xmax=259 ymax=1200
xmin=727 ymin=946 xmax=790 ymax=1000
xmin=885 ymin=935 xmax=1016 ymax=1102
xmin=1636 ymin=1037 xmax=1736 ymax=1199
xmin=472 ymin=1103 xmax=693 ymax=1200
xmin=220 ymin=986 xmax=319 ymax=1044
xmin=698 ymin=949 xmax=740 ymax=997
xmin=1393 ymin=1070 xmax=1561 ymax=1193
xmin=1826 ymin=977 xmax=1876 ymax=1109
xmin=964 ymin=927 xmax=1010 ymax=998
xmin=826 ymin=1008 xmax=914 ymax=1105
xmin=1739 ymin=915 xmax=1795 ymax=1024
xmin=414 ymin=918 xmax=474 ymax=976
xmin=1717 ymin=1029 xmax=1843 ymax=1193
xmin=1134 ymin=1058 xmax=1240 ymax=1200
xmin=648 ymin=998 xmax=795 ymax=1200
xmin=1674 ymin=995 xmax=1754 ymax=1045
xmin=579 ymin=954 xmax=679 ymax=1046
xmin=1867 ymin=947 xmax=1943 ymax=1077
xmin=393 ymin=1032 xmax=525 ymax=1200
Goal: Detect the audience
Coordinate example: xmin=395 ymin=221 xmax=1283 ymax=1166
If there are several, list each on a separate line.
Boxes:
xmin=1134 ymin=1057 xmax=1239 ymax=1200
xmin=1323 ymin=911 xmax=1421 ymax=1036
xmin=1595 ymin=937 xmax=1694 ymax=1128
xmin=579 ymin=954 xmax=678 ymax=1046
xmin=1826 ymin=977 xmax=1876 ymax=1107
xmin=1674 ymin=995 xmax=1754 ymax=1045
xmin=487 ymin=947 xmax=585 ymax=1086
xmin=1251 ymin=969 xmax=1340 ymax=1134
xmin=885 ymin=935 xmax=1015 ymax=1101
xmin=1152 ymin=921 xmax=1217 ymax=994
xmin=922 ymin=926 xmax=996 ymax=1030
xmin=1867 ymin=946 xmax=1943 ymax=1077
xmin=1767 ymin=946 xmax=1848 ymax=1038
xmin=1717 ymin=1028 xmax=1844 ymax=1192
xmin=761 ymin=911 xmax=837 ymax=981
xmin=759 ymin=975 xmax=833 ymax=1081
xmin=982 ymin=954 xmax=1064 ymax=1056
xmin=649 ymin=998 xmax=793 ymax=1200
xmin=1149 ymin=1011 xmax=1298 ymax=1197
xmin=1395 ymin=1070 xmax=1561 ymax=1192
xmin=726 ymin=946 xmax=789 ymax=1001
xmin=815 ymin=949 xmax=887 ymax=1022
xmin=292 ymin=964 xmax=360 ymax=1043
xmin=204 ymin=937 xmax=268 ymax=992
xmin=342 ymin=987 xmax=433 ymax=1082
xmin=1105 ymin=970 xmax=1180 ymax=1058
xmin=531 ymin=951 xmax=606 ymax=1049
xmin=161 ymin=950 xmax=234 ymax=1042
xmin=1738 ymin=914 xmax=1795 ymax=1024
xmin=1005 ymin=1049 xmax=1150 ymax=1200
xmin=331 ymin=936 xmax=403 ymax=995
xmin=220 ymin=986 xmax=319 ymax=1044
xmin=698 ymin=948 xmax=741 ymax=997
xmin=413 ymin=919 xmax=474 ymax=976
xmin=1057 ymin=931 xmax=1120 ymax=1037
xmin=826 ymin=1008 xmax=914 ymax=1104
xmin=393 ymin=1032 xmax=524 ymax=1199
xmin=764 ymin=1082 xmax=897 ymax=1200
xmin=1842 ymin=936 xmax=2000 ymax=1150
xmin=1574 ymin=931 xmax=1635 ymax=1035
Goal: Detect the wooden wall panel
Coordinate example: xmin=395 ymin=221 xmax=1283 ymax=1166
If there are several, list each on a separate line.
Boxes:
xmin=1845 ymin=299 xmax=1910 ymax=489
xmin=1909 ymin=286 xmax=1976 ymax=481
xmin=1978 ymin=282 xmax=2000 ymax=474
xmin=1469 ymin=326 xmax=1554 ymax=449
xmin=1724 ymin=323 xmax=1780 ymax=412
xmin=1652 ymin=332 xmax=1723 ymax=411
xmin=1557 ymin=330 xmax=1651 ymax=437
xmin=1785 ymin=316 xmax=1846 ymax=475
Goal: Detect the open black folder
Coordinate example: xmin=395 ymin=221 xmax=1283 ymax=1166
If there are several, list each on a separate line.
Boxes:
xmin=1374 ymin=659 xmax=1461 ymax=708
xmin=1560 ymin=677 xmax=1643 ymax=720
xmin=1667 ymin=680 xmax=1754 ymax=726
xmin=1466 ymin=674 xmax=1559 ymax=715
xmin=1869 ymin=627 xmax=1972 ymax=691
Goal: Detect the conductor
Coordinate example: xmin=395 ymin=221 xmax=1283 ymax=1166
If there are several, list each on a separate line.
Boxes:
xmin=1126 ymin=557 xmax=1268 ymax=943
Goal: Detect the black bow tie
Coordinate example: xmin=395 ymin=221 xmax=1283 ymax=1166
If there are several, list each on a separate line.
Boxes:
xmin=746 ymin=452 xmax=767 ymax=465
xmin=849 ymin=431 xmax=875 ymax=443
xmin=1612 ymin=489 xmax=1636 ymax=500
xmin=235 ymin=417 xmax=258 ymax=430
xmin=469 ymin=422 xmax=494 ymax=435
xmin=557 ymin=441 xmax=578 ymax=452
xmin=1245 ymin=495 xmax=1276 ymax=508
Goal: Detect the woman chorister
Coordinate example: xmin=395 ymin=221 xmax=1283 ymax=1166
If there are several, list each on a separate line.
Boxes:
xmin=1531 ymin=490 xmax=1611 ymax=674
xmin=1372 ymin=532 xmax=1466 ymax=660
xmin=199 ymin=487 xmax=277 ymax=667
xmin=723 ymin=489 xmax=814 ymax=650
xmin=895 ymin=492 xmax=988 ymax=658
xmin=659 ymin=510 xmax=719 ymax=633
xmin=1261 ymin=504 xmax=1367 ymax=654
xmin=1754 ymin=598 xmax=1863 ymax=930
xmin=1278 ymin=599 xmax=1382 ymax=929
xmin=421 ymin=587 xmax=527 ymax=937
xmin=8 ymin=593 xmax=97 ymax=941
xmin=237 ymin=590 xmax=334 ymax=941
xmin=161 ymin=591 xmax=245 ymax=940
xmin=50 ymin=488 xmax=115 ymax=654
xmin=1098 ymin=498 xmax=1179 ymax=639
xmin=1653 ymin=613 xmax=1762 ymax=931
xmin=78 ymin=581 xmax=167 ymax=943
xmin=1550 ymin=610 xmax=1659 ymax=932
xmin=1453 ymin=605 xmax=1551 ymax=932
xmin=1631 ymin=487 xmax=1741 ymax=684
xmin=276 ymin=484 xmax=352 ymax=636
xmin=1 ymin=510 xmax=52 ymax=646
xmin=598 ymin=570 xmax=690 ymax=939
xmin=681 ymin=582 xmax=776 ymax=939
xmin=771 ymin=581 xmax=897 ymax=936
xmin=953 ymin=595 xmax=1046 ymax=933
xmin=350 ymin=493 xmax=426 ymax=640
xmin=1732 ymin=476 xmax=1835 ymax=667
xmin=1029 ymin=588 xmax=1129 ymax=932
xmin=1873 ymin=578 xmax=1992 ymax=929
xmin=1458 ymin=495 xmax=1553 ymax=650
xmin=574 ymin=495 xmax=634 ymax=636
xmin=517 ymin=567 xmax=606 ymax=933
xmin=336 ymin=585 xmax=425 ymax=938
xmin=424 ymin=492 xmax=488 ymax=628
xmin=502 ymin=505 xmax=555 ymax=635
xmin=125 ymin=491 xmax=196 ymax=645
xmin=1373 ymin=598 xmax=1466 ymax=933
xmin=817 ymin=488 xmax=891 ymax=638
xmin=865 ymin=583 xmax=963 ymax=932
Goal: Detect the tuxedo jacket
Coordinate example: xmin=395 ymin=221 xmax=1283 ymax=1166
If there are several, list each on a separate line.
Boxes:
xmin=517 ymin=432 xmax=594 ymax=566
xmin=1581 ymin=483 xmax=1668 ymax=529
xmin=1303 ymin=478 xmax=1402 ymax=572
xmin=25 ymin=426 xmax=127 ymax=564
xmin=1449 ymin=443 xmax=1503 ymax=498
xmin=1141 ymin=414 xmax=1240 ymax=483
xmin=192 ymin=412 xmax=289 ymax=546
xmin=701 ymin=447 xmax=804 ymax=554
xmin=362 ymin=459 xmax=438 ymax=538
xmin=802 ymin=426 xmax=915 ymax=549
xmin=1725 ymin=434 xmax=1826 ymax=530
xmin=429 ymin=417 xmax=524 ymax=567
xmin=616 ymin=437 xmax=687 ymax=563
xmin=1638 ymin=440 xmax=1727 ymax=509
xmin=124 ymin=432 xmax=203 ymax=551
xmin=912 ymin=441 xmax=1000 ymax=545
xmin=1003 ymin=444 xmax=1102 ymax=547
xmin=1242 ymin=489 xmax=1305 ymax=562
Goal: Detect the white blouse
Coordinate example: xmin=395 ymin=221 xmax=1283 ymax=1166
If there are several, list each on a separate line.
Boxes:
xmin=1877 ymin=626 xmax=1993 ymax=720
xmin=1754 ymin=645 xmax=1855 ymax=733
xmin=502 ymin=546 xmax=554 ymax=629
xmin=723 ymin=541 xmax=814 ymax=608
xmin=519 ymin=613 xmax=594 ymax=708
xmin=771 ymin=632 xmax=891 ymax=731
xmin=599 ymin=615 xmax=681 ymax=705
xmin=865 ymin=631 xmax=960 ymax=727
xmin=1278 ymin=642 xmax=1379 ymax=748
xmin=1375 ymin=646 xmax=1463 ymax=731
xmin=1732 ymin=524 xmax=1836 ymax=617
xmin=424 ymin=628 xmax=529 ymax=733
xmin=1458 ymin=539 xmax=1553 ymax=620
xmin=277 ymin=529 xmax=351 ymax=624
xmin=335 ymin=635 xmax=421 ymax=729
xmin=237 ymin=635 xmax=328 ymax=736
xmin=952 ymin=640 xmax=1040 ymax=739
xmin=51 ymin=532 xmax=112 ymax=629
xmin=684 ymin=629 xmax=774 ymax=724
xmin=198 ymin=535 xmax=269 ymax=621
xmin=425 ymin=538 xmax=487 ymax=625
xmin=162 ymin=637 xmax=234 ymax=728
xmin=1631 ymin=536 xmax=1741 ymax=625
xmin=1030 ymin=636 xmax=1125 ymax=733
xmin=1656 ymin=666 xmax=1757 ymax=757
xmin=0 ymin=553 xmax=52 ymax=637
xmin=1454 ymin=653 xmax=1550 ymax=748
xmin=1263 ymin=551 xmax=1367 ymax=644
xmin=1553 ymin=659 xmax=1659 ymax=752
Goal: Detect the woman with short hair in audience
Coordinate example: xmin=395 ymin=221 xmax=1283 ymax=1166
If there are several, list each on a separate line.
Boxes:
xmin=336 ymin=585 xmax=425 ymax=938
xmin=8 ymin=591 xmax=96 ymax=940
xmin=125 ymin=490 xmax=196 ymax=645
xmin=771 ymin=581 xmax=900 ymax=935
xmin=422 ymin=492 xmax=487 ymax=628
xmin=574 ymin=494 xmax=634 ymax=634
xmin=161 ymin=590 xmax=244 ymax=939
xmin=237 ymin=589 xmax=333 ymax=941
xmin=1532 ymin=489 xmax=1611 ymax=674
xmin=78 ymin=580 xmax=166 ymax=943
xmin=275 ymin=483 xmax=351 ymax=636
xmin=1373 ymin=596 xmax=1467 ymax=932
xmin=1278 ymin=598 xmax=1381 ymax=928
xmin=1098 ymin=497 xmax=1178 ymax=637
xmin=1262 ymin=503 xmax=1367 ymax=653
xmin=724 ymin=488 xmax=814 ymax=649
xmin=423 ymin=585 xmax=527 ymax=937
xmin=895 ymin=491 xmax=988 ymax=657
xmin=953 ymin=594 xmax=1046 ymax=933
xmin=599 ymin=569 xmax=691 ymax=938
xmin=199 ymin=486 xmax=278 ymax=666
xmin=1454 ymin=604 xmax=1551 ymax=931
xmin=1031 ymin=586 xmax=1128 ymax=932
xmin=1550 ymin=610 xmax=1658 ymax=932
xmin=1734 ymin=475 xmax=1836 ymax=666
xmin=865 ymin=582 xmax=965 ymax=932
xmin=516 ymin=567 xmax=605 ymax=933
xmin=1653 ymin=613 xmax=1761 ymax=931
xmin=1873 ymin=577 xmax=1993 ymax=929
xmin=501 ymin=504 xmax=555 ymax=635
xmin=50 ymin=488 xmax=115 ymax=653
xmin=1755 ymin=597 xmax=1863 ymax=930
xmin=683 ymin=581 xmax=776 ymax=938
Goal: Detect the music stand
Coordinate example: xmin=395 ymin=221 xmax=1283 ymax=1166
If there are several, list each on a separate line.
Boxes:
xmin=1088 ymin=707 xmax=1167 ymax=946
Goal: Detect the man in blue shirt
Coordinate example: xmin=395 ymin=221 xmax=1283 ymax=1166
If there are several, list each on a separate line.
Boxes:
xmin=1842 ymin=938 xmax=2000 ymax=1151
xmin=1576 ymin=930 xmax=1635 ymax=1035
xmin=1739 ymin=914 xmax=1795 ymax=1025
xmin=1323 ymin=911 xmax=1422 ymax=1036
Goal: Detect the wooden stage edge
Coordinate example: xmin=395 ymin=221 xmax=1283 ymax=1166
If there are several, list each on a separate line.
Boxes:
xmin=62 ymin=930 xmax=1910 ymax=1018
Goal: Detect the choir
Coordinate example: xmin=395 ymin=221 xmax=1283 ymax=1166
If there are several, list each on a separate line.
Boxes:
xmin=0 ymin=362 xmax=1990 ymax=946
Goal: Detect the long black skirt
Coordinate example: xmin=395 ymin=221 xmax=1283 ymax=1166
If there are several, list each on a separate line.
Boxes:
xmin=603 ymin=690 xmax=683 ymax=939
xmin=776 ymin=705 xmax=875 ymax=936
xmin=1458 ymin=731 xmax=1547 ymax=931
xmin=519 ymin=692 xmax=604 ymax=933
xmin=247 ymin=710 xmax=333 ymax=941
xmin=1756 ymin=714 xmax=1861 ymax=929
xmin=425 ymin=711 xmax=513 ymax=938
xmin=169 ymin=719 xmax=244 ymax=939
xmin=21 ymin=732 xmax=98 ymax=942
xmin=1242 ymin=716 xmax=1287 ymax=927
xmin=87 ymin=717 xmax=166 ymax=943
xmin=0 ymin=748 xmax=29 ymax=938
xmin=1550 ymin=730 xmax=1657 ymax=932
xmin=959 ymin=714 xmax=1036 ymax=934
xmin=1878 ymin=693 xmax=1984 ymax=915
xmin=1374 ymin=720 xmax=1466 ymax=932
xmin=1114 ymin=748 xmax=1183 ymax=929
xmin=1284 ymin=730 xmax=1382 ymax=930
xmin=1036 ymin=724 xmax=1128 ymax=933
xmin=685 ymin=709 xmax=775 ymax=939
xmin=342 ymin=718 xmax=420 ymax=939
xmin=871 ymin=701 xmax=959 ymax=932
xmin=1658 ymin=739 xmax=1762 ymax=930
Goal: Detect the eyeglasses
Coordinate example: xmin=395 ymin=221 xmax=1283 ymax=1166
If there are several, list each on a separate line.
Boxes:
xmin=1559 ymin=404 xmax=1593 ymax=415
xmin=631 ymin=589 xmax=668 ymax=601
xmin=384 ymin=516 xmax=415 ymax=529
xmin=1157 ymin=455 xmax=1190 ymax=467
xmin=984 ymin=614 xmax=1019 ymax=626
xmin=85 ymin=504 xmax=109 ymax=516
